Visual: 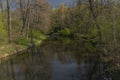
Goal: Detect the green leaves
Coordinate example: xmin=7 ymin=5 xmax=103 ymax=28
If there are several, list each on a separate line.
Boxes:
xmin=0 ymin=13 xmax=7 ymax=45
xmin=14 ymin=38 xmax=29 ymax=46
xmin=58 ymin=28 xmax=71 ymax=36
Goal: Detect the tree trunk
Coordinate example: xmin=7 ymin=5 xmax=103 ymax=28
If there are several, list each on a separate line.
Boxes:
xmin=111 ymin=2 xmax=117 ymax=47
xmin=0 ymin=0 xmax=3 ymax=12
xmin=19 ymin=0 xmax=30 ymax=36
xmin=7 ymin=0 xmax=12 ymax=43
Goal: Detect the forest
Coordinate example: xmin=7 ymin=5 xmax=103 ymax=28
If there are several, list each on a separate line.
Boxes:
xmin=0 ymin=0 xmax=120 ymax=80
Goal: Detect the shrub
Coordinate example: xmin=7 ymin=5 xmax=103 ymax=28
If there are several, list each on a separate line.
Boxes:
xmin=29 ymin=31 xmax=46 ymax=40
xmin=14 ymin=38 xmax=29 ymax=46
xmin=58 ymin=28 xmax=71 ymax=36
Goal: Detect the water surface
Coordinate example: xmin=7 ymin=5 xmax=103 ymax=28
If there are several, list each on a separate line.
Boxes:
xmin=0 ymin=39 xmax=106 ymax=80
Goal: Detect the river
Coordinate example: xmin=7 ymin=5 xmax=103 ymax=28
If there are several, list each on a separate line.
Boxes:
xmin=0 ymin=39 xmax=115 ymax=80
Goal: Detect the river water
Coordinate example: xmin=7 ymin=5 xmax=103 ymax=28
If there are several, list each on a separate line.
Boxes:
xmin=0 ymin=39 xmax=112 ymax=80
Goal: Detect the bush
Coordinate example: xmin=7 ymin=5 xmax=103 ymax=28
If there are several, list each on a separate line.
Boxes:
xmin=59 ymin=37 xmax=72 ymax=44
xmin=14 ymin=38 xmax=29 ymax=46
xmin=58 ymin=28 xmax=71 ymax=36
xmin=29 ymin=31 xmax=46 ymax=40
xmin=85 ymin=42 xmax=97 ymax=52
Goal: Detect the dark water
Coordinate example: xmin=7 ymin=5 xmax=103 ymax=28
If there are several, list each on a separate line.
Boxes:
xmin=0 ymin=39 xmax=111 ymax=80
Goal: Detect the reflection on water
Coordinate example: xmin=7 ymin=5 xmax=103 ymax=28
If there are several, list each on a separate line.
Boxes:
xmin=0 ymin=39 xmax=109 ymax=80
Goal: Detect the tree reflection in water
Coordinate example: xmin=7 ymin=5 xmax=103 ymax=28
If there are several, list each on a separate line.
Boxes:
xmin=0 ymin=39 xmax=118 ymax=80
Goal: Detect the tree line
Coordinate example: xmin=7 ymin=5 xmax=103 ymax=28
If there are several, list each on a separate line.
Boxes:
xmin=0 ymin=0 xmax=120 ymax=48
xmin=51 ymin=0 xmax=120 ymax=48
xmin=0 ymin=0 xmax=51 ymax=45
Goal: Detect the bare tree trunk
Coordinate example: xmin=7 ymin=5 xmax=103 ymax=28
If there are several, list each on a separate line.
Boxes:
xmin=19 ymin=0 xmax=30 ymax=36
xmin=111 ymin=2 xmax=117 ymax=47
xmin=19 ymin=0 xmax=25 ymax=35
xmin=0 ymin=0 xmax=3 ymax=12
xmin=7 ymin=0 xmax=12 ymax=43
xmin=26 ymin=18 xmax=30 ymax=40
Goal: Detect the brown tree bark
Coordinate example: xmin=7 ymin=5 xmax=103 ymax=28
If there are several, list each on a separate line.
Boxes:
xmin=19 ymin=0 xmax=30 ymax=36
xmin=0 ymin=0 xmax=3 ymax=12
xmin=7 ymin=0 xmax=12 ymax=43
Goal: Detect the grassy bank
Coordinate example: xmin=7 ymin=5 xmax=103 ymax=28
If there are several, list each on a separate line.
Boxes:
xmin=0 ymin=32 xmax=47 ymax=60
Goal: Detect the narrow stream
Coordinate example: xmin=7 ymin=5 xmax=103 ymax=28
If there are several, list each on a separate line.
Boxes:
xmin=0 ymin=39 xmax=110 ymax=80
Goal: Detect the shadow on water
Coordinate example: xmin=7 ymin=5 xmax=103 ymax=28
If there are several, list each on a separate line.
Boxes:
xmin=0 ymin=39 xmax=118 ymax=80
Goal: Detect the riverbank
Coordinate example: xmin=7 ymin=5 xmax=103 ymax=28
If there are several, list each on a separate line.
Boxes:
xmin=0 ymin=38 xmax=44 ymax=62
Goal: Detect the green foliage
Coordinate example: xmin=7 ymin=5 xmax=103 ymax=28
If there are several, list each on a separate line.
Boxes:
xmin=11 ymin=19 xmax=21 ymax=30
xmin=0 ymin=13 xmax=7 ymax=45
xmin=59 ymin=37 xmax=72 ymax=44
xmin=57 ymin=28 xmax=71 ymax=36
xmin=14 ymin=31 xmax=46 ymax=46
xmin=85 ymin=41 xmax=97 ymax=52
xmin=32 ymin=31 xmax=46 ymax=40
xmin=14 ymin=38 xmax=29 ymax=46
xmin=90 ymin=28 xmax=98 ymax=36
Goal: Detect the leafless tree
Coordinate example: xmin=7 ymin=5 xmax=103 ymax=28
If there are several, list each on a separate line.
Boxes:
xmin=19 ymin=0 xmax=30 ymax=35
xmin=0 ymin=0 xmax=3 ymax=12
xmin=6 ymin=0 xmax=12 ymax=43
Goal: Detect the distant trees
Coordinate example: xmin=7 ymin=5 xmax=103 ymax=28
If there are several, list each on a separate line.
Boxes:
xmin=0 ymin=0 xmax=120 ymax=47
xmin=51 ymin=0 xmax=120 ymax=47
xmin=58 ymin=3 xmax=66 ymax=28
xmin=28 ymin=0 xmax=51 ymax=33
xmin=19 ymin=0 xmax=31 ymax=35
xmin=51 ymin=3 xmax=68 ymax=32
xmin=0 ymin=0 xmax=51 ymax=44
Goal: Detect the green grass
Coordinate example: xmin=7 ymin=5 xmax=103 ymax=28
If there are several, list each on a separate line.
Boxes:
xmin=13 ymin=31 xmax=47 ymax=46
